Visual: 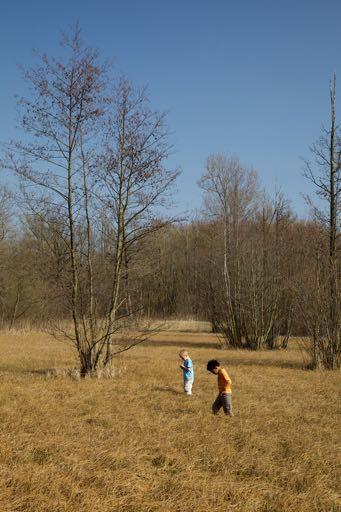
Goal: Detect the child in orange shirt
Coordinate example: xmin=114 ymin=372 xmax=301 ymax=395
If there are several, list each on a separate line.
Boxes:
xmin=207 ymin=359 xmax=233 ymax=416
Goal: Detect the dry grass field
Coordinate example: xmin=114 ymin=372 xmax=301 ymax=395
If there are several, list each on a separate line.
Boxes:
xmin=0 ymin=326 xmax=340 ymax=512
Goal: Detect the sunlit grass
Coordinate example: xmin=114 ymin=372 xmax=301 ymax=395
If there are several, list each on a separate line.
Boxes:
xmin=0 ymin=329 xmax=340 ymax=511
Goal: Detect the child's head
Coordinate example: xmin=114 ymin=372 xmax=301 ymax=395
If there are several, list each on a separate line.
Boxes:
xmin=207 ymin=359 xmax=220 ymax=374
xmin=179 ymin=349 xmax=189 ymax=360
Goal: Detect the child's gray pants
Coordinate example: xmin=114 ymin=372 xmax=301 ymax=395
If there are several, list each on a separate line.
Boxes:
xmin=212 ymin=393 xmax=232 ymax=414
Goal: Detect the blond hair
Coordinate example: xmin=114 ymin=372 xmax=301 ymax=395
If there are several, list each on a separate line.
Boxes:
xmin=179 ymin=349 xmax=189 ymax=357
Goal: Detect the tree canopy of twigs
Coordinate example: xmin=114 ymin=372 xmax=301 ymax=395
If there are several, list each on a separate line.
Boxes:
xmin=4 ymin=28 xmax=179 ymax=376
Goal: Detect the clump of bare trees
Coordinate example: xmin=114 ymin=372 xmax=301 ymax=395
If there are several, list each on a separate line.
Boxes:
xmin=4 ymin=29 xmax=178 ymax=376
xmin=197 ymin=155 xmax=294 ymax=350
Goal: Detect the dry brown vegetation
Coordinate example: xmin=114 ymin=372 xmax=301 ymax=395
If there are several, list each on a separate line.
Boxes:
xmin=0 ymin=327 xmax=340 ymax=512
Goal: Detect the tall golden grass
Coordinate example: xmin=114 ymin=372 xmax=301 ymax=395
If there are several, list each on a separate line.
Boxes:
xmin=0 ymin=328 xmax=340 ymax=511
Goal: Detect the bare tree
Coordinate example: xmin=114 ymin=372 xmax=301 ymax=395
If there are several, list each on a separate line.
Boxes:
xmin=0 ymin=187 xmax=11 ymax=327
xmin=0 ymin=187 xmax=11 ymax=243
xmin=4 ymin=29 xmax=107 ymax=373
xmin=4 ymin=29 xmax=178 ymax=374
xmin=96 ymin=78 xmax=179 ymax=363
xmin=198 ymin=155 xmax=295 ymax=350
xmin=302 ymin=74 xmax=341 ymax=369
xmin=242 ymin=192 xmax=293 ymax=349
xmin=199 ymin=154 xmax=260 ymax=347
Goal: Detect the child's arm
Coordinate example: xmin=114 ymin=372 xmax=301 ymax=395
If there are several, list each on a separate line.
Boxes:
xmin=179 ymin=360 xmax=192 ymax=371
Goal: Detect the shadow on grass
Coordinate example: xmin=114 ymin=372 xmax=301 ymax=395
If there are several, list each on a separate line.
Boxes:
xmin=145 ymin=339 xmax=220 ymax=350
xmin=145 ymin=340 xmax=306 ymax=370
xmin=23 ymin=368 xmax=53 ymax=375
xmin=221 ymin=357 xmax=307 ymax=370
xmin=0 ymin=367 xmax=76 ymax=378
xmin=152 ymin=386 xmax=182 ymax=395
xmin=0 ymin=366 xmax=48 ymax=375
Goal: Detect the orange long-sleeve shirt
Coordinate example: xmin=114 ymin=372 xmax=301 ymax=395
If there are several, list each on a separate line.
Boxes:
xmin=218 ymin=367 xmax=232 ymax=394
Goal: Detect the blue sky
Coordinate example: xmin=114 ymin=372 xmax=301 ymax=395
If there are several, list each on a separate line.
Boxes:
xmin=1 ymin=0 xmax=340 ymax=218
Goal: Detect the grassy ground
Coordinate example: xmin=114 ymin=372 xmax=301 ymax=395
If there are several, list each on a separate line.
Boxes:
xmin=0 ymin=328 xmax=340 ymax=512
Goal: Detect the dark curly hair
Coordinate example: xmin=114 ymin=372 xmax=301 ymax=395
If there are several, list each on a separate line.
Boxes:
xmin=206 ymin=359 xmax=220 ymax=372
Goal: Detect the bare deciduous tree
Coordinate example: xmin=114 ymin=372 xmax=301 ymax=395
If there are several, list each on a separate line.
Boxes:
xmin=199 ymin=154 xmax=260 ymax=347
xmin=5 ymin=29 xmax=107 ymax=373
xmin=302 ymin=74 xmax=341 ymax=369
xmin=96 ymin=78 xmax=179 ymax=363
xmin=4 ymin=29 xmax=178 ymax=375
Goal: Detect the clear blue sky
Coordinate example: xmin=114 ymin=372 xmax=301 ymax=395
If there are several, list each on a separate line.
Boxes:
xmin=1 ymin=0 xmax=340 ymax=218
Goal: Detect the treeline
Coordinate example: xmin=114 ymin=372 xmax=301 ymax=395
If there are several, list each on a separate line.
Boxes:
xmin=0 ymin=30 xmax=339 ymax=372
xmin=0 ymin=187 xmax=329 ymax=335
xmin=0 ymin=171 xmax=336 ymax=351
